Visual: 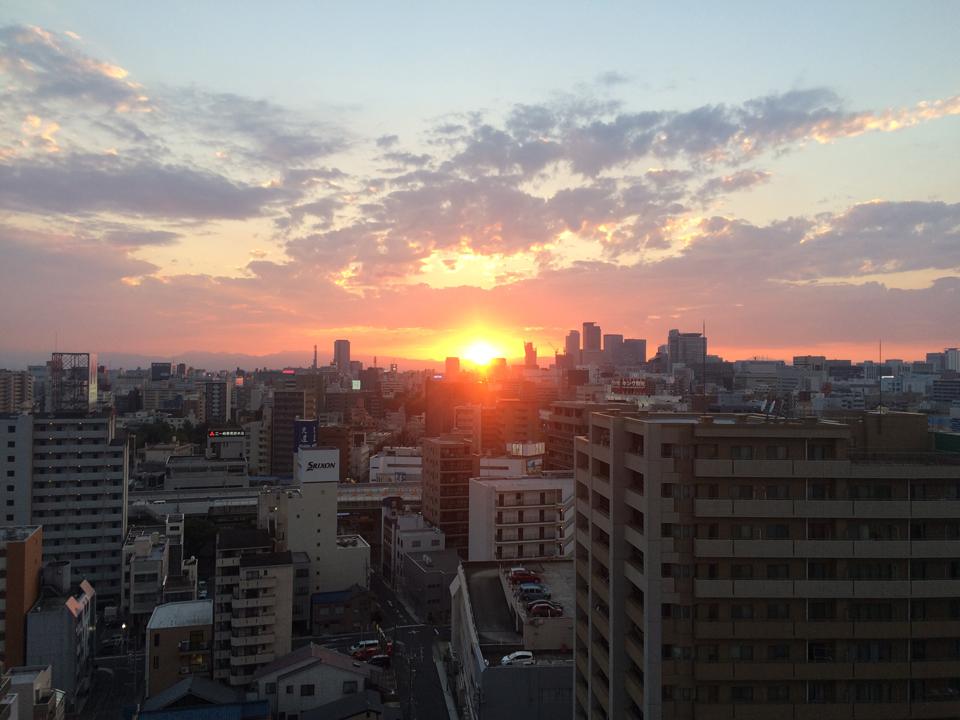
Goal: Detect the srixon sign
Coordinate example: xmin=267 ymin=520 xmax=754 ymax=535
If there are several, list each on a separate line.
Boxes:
xmin=296 ymin=447 xmax=339 ymax=483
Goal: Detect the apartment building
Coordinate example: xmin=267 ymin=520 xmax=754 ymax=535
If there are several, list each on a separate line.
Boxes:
xmin=8 ymin=665 xmax=67 ymax=720
xmin=381 ymin=504 xmax=444 ymax=587
xmin=122 ymin=528 xmax=170 ymax=620
xmin=212 ymin=528 xmax=293 ymax=687
xmin=421 ymin=436 xmax=478 ymax=557
xmin=0 ymin=370 xmax=33 ymax=413
xmin=574 ymin=410 xmax=960 ymax=720
xmin=543 ymin=401 xmax=629 ymax=471
xmin=1 ymin=414 xmax=128 ymax=601
xmin=468 ymin=474 xmax=573 ymax=562
xmin=0 ymin=526 xmax=43 ymax=667
xmin=145 ymin=600 xmax=213 ymax=697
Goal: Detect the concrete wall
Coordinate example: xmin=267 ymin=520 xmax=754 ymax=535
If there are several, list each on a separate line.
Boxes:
xmin=478 ymin=665 xmax=573 ymax=720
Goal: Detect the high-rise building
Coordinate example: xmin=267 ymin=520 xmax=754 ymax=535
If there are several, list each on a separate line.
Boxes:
xmin=565 ymin=330 xmax=582 ymax=362
xmin=2 ymin=414 xmax=128 ymax=600
xmin=425 ymin=377 xmax=488 ymax=437
xmin=0 ymin=525 xmax=42 ymax=667
xmin=543 ymin=400 xmax=629 ymax=470
xmin=150 ymin=362 xmax=172 ymax=382
xmin=603 ymin=334 xmax=624 ymax=363
xmin=945 ymin=347 xmax=960 ymax=372
xmin=334 ymin=339 xmax=351 ymax=373
xmin=200 ymin=380 xmax=233 ymax=424
xmin=524 ymin=342 xmax=538 ymax=369
xmin=622 ymin=338 xmax=647 ymax=366
xmin=0 ymin=370 xmax=33 ymax=412
xmin=574 ymin=410 xmax=960 ymax=720
xmin=145 ymin=599 xmax=213 ymax=697
xmin=667 ymin=328 xmax=706 ymax=372
xmin=446 ymin=356 xmax=461 ymax=377
xmin=421 ymin=436 xmax=477 ymax=557
xmin=268 ymin=389 xmax=305 ymax=477
xmin=212 ymin=528 xmax=292 ymax=686
xmin=582 ymin=322 xmax=602 ymax=352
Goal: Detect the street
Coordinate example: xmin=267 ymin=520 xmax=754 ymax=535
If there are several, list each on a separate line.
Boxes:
xmin=82 ymin=652 xmax=143 ymax=720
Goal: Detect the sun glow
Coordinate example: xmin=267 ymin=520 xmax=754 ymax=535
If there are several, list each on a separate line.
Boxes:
xmin=462 ymin=340 xmax=502 ymax=366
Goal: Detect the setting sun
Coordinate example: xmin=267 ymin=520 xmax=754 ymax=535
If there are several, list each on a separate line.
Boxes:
xmin=462 ymin=340 xmax=502 ymax=366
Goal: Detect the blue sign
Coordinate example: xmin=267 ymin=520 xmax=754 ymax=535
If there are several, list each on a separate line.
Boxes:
xmin=293 ymin=418 xmax=319 ymax=452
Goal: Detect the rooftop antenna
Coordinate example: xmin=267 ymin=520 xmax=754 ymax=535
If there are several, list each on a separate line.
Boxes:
xmin=312 ymin=344 xmax=318 ymax=370
xmin=878 ymin=338 xmax=883 ymax=432
xmin=701 ymin=319 xmax=707 ymax=398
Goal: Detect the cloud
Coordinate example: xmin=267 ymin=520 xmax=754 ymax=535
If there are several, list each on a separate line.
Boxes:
xmin=596 ymin=71 xmax=630 ymax=86
xmin=0 ymin=154 xmax=297 ymax=219
xmin=695 ymin=169 xmax=772 ymax=203
xmin=103 ymin=229 xmax=181 ymax=247
xmin=376 ymin=134 xmax=399 ymax=148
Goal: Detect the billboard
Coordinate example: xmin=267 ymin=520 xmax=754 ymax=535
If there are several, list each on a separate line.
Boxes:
xmin=293 ymin=418 xmax=319 ymax=453
xmin=296 ymin=447 xmax=339 ymax=484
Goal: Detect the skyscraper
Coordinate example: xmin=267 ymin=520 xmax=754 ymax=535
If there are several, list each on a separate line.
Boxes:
xmin=603 ymin=334 xmax=624 ymax=363
xmin=582 ymin=322 xmax=602 ymax=352
xmin=334 ymin=339 xmax=351 ymax=373
xmin=565 ymin=330 xmax=582 ymax=367
xmin=524 ymin=341 xmax=538 ymax=369
xmin=667 ymin=328 xmax=706 ymax=371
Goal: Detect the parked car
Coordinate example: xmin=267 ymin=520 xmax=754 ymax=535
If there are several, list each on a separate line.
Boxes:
xmin=367 ymin=654 xmax=391 ymax=668
xmin=526 ymin=599 xmax=563 ymax=612
xmin=529 ymin=604 xmax=563 ymax=618
xmin=517 ymin=583 xmax=550 ymax=601
xmin=500 ymin=650 xmax=534 ymax=666
xmin=509 ymin=569 xmax=540 ymax=585
xmin=349 ymin=639 xmax=381 ymax=655
xmin=351 ymin=640 xmax=393 ymax=661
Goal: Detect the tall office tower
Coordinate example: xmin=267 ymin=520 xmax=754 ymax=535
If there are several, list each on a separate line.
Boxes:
xmin=0 ymin=370 xmax=33 ymax=412
xmin=565 ymin=330 xmax=582 ymax=361
xmin=622 ymin=338 xmax=647 ymax=366
xmin=446 ymin=356 xmax=461 ymax=377
xmin=268 ymin=389 xmax=305 ymax=477
xmin=334 ymin=339 xmax=351 ymax=373
xmin=421 ymin=436 xmax=477 ymax=558
xmin=49 ymin=352 xmax=97 ymax=412
xmin=200 ymin=380 xmax=233 ymax=424
xmin=0 ymin=526 xmax=42 ymax=667
xmin=582 ymin=322 xmax=602 ymax=352
xmin=666 ymin=328 xmax=706 ymax=371
xmin=524 ymin=342 xmax=538 ymax=369
xmin=574 ymin=410 xmax=960 ymax=720
xmin=212 ymin=528 xmax=292 ymax=686
xmin=603 ymin=334 xmax=624 ymax=363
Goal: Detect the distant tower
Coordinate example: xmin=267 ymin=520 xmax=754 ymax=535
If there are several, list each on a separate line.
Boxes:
xmin=524 ymin=341 xmax=538 ymax=369
xmin=582 ymin=322 xmax=601 ymax=352
xmin=312 ymin=345 xmax=318 ymax=370
xmin=334 ymin=339 xmax=350 ymax=373
xmin=445 ymin=357 xmax=460 ymax=377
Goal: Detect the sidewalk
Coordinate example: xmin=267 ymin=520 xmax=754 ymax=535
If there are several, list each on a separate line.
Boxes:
xmin=432 ymin=640 xmax=460 ymax=720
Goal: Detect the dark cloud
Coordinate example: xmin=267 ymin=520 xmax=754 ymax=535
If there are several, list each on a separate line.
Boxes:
xmin=103 ymin=229 xmax=181 ymax=247
xmin=0 ymin=154 xmax=297 ymax=219
xmin=695 ymin=169 xmax=772 ymax=203
xmin=376 ymin=134 xmax=399 ymax=148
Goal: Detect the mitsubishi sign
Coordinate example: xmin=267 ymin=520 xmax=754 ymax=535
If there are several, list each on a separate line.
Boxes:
xmin=296 ymin=447 xmax=339 ymax=484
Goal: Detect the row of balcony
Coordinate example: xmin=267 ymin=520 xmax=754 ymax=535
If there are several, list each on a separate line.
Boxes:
xmin=694 ymin=538 xmax=960 ymax=559
xmin=694 ymin=498 xmax=960 ymax=519
xmin=694 ymin=578 xmax=960 ymax=599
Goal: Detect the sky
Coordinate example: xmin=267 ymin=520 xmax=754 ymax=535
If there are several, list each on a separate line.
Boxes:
xmin=0 ymin=2 xmax=958 ymax=368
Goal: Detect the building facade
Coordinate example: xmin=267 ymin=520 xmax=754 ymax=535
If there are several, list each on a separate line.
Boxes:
xmin=468 ymin=475 xmax=573 ymax=562
xmin=574 ymin=410 xmax=960 ymax=720
xmin=0 ymin=525 xmax=43 ymax=667
xmin=421 ymin=437 xmax=477 ymax=558
xmin=145 ymin=600 xmax=213 ymax=698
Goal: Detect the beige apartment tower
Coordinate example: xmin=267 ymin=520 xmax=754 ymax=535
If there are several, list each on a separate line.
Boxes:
xmin=574 ymin=410 xmax=960 ymax=720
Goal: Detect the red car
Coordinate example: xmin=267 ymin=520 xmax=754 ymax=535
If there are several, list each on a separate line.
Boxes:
xmin=352 ymin=641 xmax=393 ymax=661
xmin=529 ymin=604 xmax=563 ymax=618
xmin=509 ymin=571 xmax=541 ymax=585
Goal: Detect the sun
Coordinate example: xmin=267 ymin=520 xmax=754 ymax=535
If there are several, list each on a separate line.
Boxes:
xmin=462 ymin=340 xmax=501 ymax=366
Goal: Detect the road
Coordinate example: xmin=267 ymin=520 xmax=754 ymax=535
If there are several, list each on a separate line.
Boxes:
xmin=294 ymin=574 xmax=453 ymax=719
xmin=81 ymin=652 xmax=143 ymax=720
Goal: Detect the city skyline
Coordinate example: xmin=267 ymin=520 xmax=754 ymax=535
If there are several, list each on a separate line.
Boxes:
xmin=1 ymin=3 xmax=958 ymax=364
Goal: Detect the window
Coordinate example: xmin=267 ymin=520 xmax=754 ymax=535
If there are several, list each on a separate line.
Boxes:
xmin=286 ymin=685 xmax=294 ymax=694
xmin=768 ymin=644 xmax=789 ymax=661
xmin=767 ymin=602 xmax=789 ymax=620
xmin=766 ymin=524 xmax=789 ymax=539
xmin=767 ymin=684 xmax=789 ymax=703
xmin=731 ymin=686 xmax=754 ymax=702
xmin=265 ymin=682 xmax=276 ymax=695
xmin=733 ymin=524 xmax=753 ymax=539
xmin=152 ymin=656 xmax=159 ymax=669
xmin=342 ymin=681 xmax=358 ymax=694
xmin=731 ymin=446 xmax=754 ymax=460
xmin=730 ymin=644 xmax=753 ymax=661
xmin=767 ymin=563 xmax=790 ymax=580
xmin=731 ymin=564 xmax=753 ymax=579
xmin=731 ymin=604 xmax=754 ymax=620
xmin=300 ymin=684 xmax=314 ymax=696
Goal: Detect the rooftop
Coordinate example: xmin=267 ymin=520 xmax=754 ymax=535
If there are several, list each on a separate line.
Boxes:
xmin=404 ymin=548 xmax=461 ymax=575
xmin=0 ymin=526 xmax=41 ymax=543
xmin=471 ymin=475 xmax=573 ymax=492
xmin=146 ymin=599 xmax=213 ymax=630
xmin=217 ymin=527 xmax=273 ymax=551
xmin=239 ymin=551 xmax=292 ymax=568
xmin=252 ymin=643 xmax=378 ymax=682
